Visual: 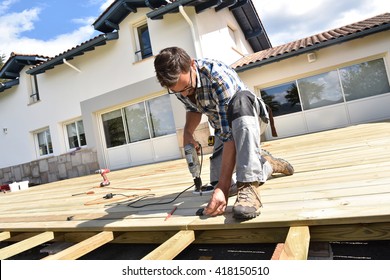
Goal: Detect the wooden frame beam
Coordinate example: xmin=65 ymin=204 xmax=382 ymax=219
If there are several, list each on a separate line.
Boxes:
xmin=0 ymin=231 xmax=54 ymax=260
xmin=0 ymin=231 xmax=11 ymax=242
xmin=142 ymin=230 xmax=195 ymax=260
xmin=42 ymin=231 xmax=114 ymax=260
xmin=279 ymin=226 xmax=310 ymax=260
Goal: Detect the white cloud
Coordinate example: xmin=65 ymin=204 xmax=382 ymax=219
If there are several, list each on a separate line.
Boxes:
xmin=0 ymin=8 xmax=40 ymax=40
xmin=0 ymin=1 xmax=96 ymax=59
xmin=0 ymin=24 xmax=95 ymax=58
xmin=254 ymin=0 xmax=390 ymax=46
xmin=100 ymin=0 xmax=115 ymax=12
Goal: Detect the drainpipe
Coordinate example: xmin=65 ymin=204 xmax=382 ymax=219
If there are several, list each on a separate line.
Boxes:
xmin=178 ymin=5 xmax=203 ymax=58
xmin=63 ymin=58 xmax=81 ymax=73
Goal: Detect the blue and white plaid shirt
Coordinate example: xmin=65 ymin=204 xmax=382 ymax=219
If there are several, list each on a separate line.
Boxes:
xmin=175 ymin=58 xmax=248 ymax=142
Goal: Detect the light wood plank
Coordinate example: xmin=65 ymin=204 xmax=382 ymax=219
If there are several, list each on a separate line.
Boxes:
xmin=0 ymin=231 xmax=54 ymax=260
xmin=279 ymin=226 xmax=310 ymax=260
xmin=142 ymin=230 xmax=195 ymax=260
xmin=42 ymin=231 xmax=114 ymax=260
xmin=0 ymin=121 xmax=389 ymax=256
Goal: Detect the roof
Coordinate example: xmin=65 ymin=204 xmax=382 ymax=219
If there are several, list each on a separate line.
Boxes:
xmin=26 ymin=32 xmax=119 ymax=75
xmin=232 ymin=13 xmax=390 ymax=72
xmin=12 ymin=1 xmax=271 ymax=77
xmin=94 ymin=0 xmax=271 ymax=52
xmin=0 ymin=53 xmax=48 ymax=93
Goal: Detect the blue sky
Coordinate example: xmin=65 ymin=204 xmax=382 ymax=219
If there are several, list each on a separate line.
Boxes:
xmin=0 ymin=0 xmax=112 ymax=59
xmin=0 ymin=0 xmax=389 ymax=60
xmin=4 ymin=0 xmax=105 ymax=40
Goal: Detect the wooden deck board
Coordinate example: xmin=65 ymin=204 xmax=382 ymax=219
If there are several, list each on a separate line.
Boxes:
xmin=1 ymin=121 xmax=390 ymax=259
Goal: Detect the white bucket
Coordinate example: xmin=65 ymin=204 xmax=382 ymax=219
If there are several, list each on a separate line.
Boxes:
xmin=8 ymin=181 xmax=29 ymax=192
xmin=19 ymin=181 xmax=29 ymax=190
xmin=9 ymin=182 xmax=20 ymax=192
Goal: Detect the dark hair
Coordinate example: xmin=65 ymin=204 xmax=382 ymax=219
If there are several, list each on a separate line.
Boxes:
xmin=154 ymin=47 xmax=192 ymax=87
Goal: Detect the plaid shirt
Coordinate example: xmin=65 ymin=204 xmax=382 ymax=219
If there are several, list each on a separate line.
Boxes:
xmin=175 ymin=58 xmax=248 ymax=142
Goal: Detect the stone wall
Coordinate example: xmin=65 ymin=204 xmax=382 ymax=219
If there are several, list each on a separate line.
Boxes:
xmin=0 ymin=148 xmax=100 ymax=186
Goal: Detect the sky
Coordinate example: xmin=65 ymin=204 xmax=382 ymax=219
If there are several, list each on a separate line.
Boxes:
xmin=0 ymin=0 xmax=389 ymax=60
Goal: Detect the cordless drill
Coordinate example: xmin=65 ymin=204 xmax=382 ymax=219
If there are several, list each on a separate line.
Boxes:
xmin=184 ymin=143 xmax=203 ymax=195
xmin=95 ymin=168 xmax=110 ymax=187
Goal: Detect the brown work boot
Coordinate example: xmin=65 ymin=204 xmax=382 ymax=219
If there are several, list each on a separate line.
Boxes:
xmin=233 ymin=182 xmax=262 ymax=220
xmin=229 ymin=183 xmax=238 ymax=197
xmin=261 ymin=150 xmax=294 ymax=175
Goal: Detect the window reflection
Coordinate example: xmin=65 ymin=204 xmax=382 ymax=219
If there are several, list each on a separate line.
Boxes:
xmin=261 ymin=58 xmax=390 ymax=117
xmin=261 ymin=82 xmax=302 ymax=117
xmin=340 ymin=59 xmax=390 ymax=101
xmin=102 ymin=95 xmax=176 ymax=148
xmin=298 ymin=71 xmax=343 ymax=110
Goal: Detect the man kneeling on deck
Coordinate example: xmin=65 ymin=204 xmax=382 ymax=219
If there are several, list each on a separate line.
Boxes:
xmin=154 ymin=47 xmax=294 ymax=220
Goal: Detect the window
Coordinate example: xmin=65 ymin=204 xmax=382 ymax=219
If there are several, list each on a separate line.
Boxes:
xmin=146 ymin=95 xmax=176 ymax=137
xmin=124 ymin=103 xmax=149 ymax=143
xmin=298 ymin=71 xmax=343 ymax=110
xmin=102 ymin=95 xmax=176 ymax=148
xmin=261 ymin=58 xmax=390 ymax=116
xmin=261 ymin=82 xmax=302 ymax=117
xmin=66 ymin=120 xmax=87 ymax=149
xmin=29 ymin=75 xmax=40 ymax=103
xmin=36 ymin=128 xmax=53 ymax=156
xmin=340 ymin=58 xmax=390 ymax=101
xmin=135 ymin=23 xmax=152 ymax=60
xmin=102 ymin=109 xmax=126 ymax=148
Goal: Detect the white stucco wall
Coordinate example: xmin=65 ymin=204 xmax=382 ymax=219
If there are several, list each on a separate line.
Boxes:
xmin=0 ymin=74 xmax=36 ymax=167
xmin=196 ymin=8 xmax=253 ymax=64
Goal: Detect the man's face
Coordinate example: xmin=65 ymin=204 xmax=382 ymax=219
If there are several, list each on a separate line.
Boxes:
xmin=168 ymin=63 xmax=196 ymax=97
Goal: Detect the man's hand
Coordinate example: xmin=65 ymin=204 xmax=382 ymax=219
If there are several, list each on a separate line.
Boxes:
xmin=183 ymin=131 xmax=200 ymax=149
xmin=203 ymin=187 xmax=229 ymax=216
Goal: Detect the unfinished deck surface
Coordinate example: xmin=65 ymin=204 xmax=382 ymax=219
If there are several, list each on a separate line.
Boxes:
xmin=1 ymin=121 xmax=390 ymax=260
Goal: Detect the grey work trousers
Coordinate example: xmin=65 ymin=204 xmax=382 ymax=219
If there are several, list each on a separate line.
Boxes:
xmin=209 ymin=90 xmax=273 ymax=185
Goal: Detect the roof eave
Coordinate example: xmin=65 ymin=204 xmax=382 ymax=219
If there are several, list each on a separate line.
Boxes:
xmin=235 ymin=24 xmax=390 ymax=72
xmin=146 ymin=0 xmax=197 ymax=20
xmin=26 ymin=32 xmax=119 ymax=75
xmin=0 ymin=56 xmax=47 ymax=79
xmin=0 ymin=79 xmax=19 ymax=93
xmin=93 ymin=0 xmax=132 ymax=33
xmin=93 ymin=1 xmax=169 ymax=33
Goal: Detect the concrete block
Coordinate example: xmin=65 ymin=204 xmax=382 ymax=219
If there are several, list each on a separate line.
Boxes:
xmin=71 ymin=153 xmax=82 ymax=166
xmin=22 ymin=163 xmax=32 ymax=177
xmin=12 ymin=166 xmax=22 ymax=181
xmin=39 ymin=160 xmax=49 ymax=172
xmin=58 ymin=163 xmax=68 ymax=179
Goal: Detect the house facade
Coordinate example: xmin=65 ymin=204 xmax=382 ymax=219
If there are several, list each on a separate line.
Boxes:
xmin=0 ymin=0 xmax=270 ymax=185
xmin=1 ymin=1 xmax=389 ymax=187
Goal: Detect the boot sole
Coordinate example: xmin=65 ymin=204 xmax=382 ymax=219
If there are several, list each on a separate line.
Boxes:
xmin=233 ymin=209 xmax=261 ymax=220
